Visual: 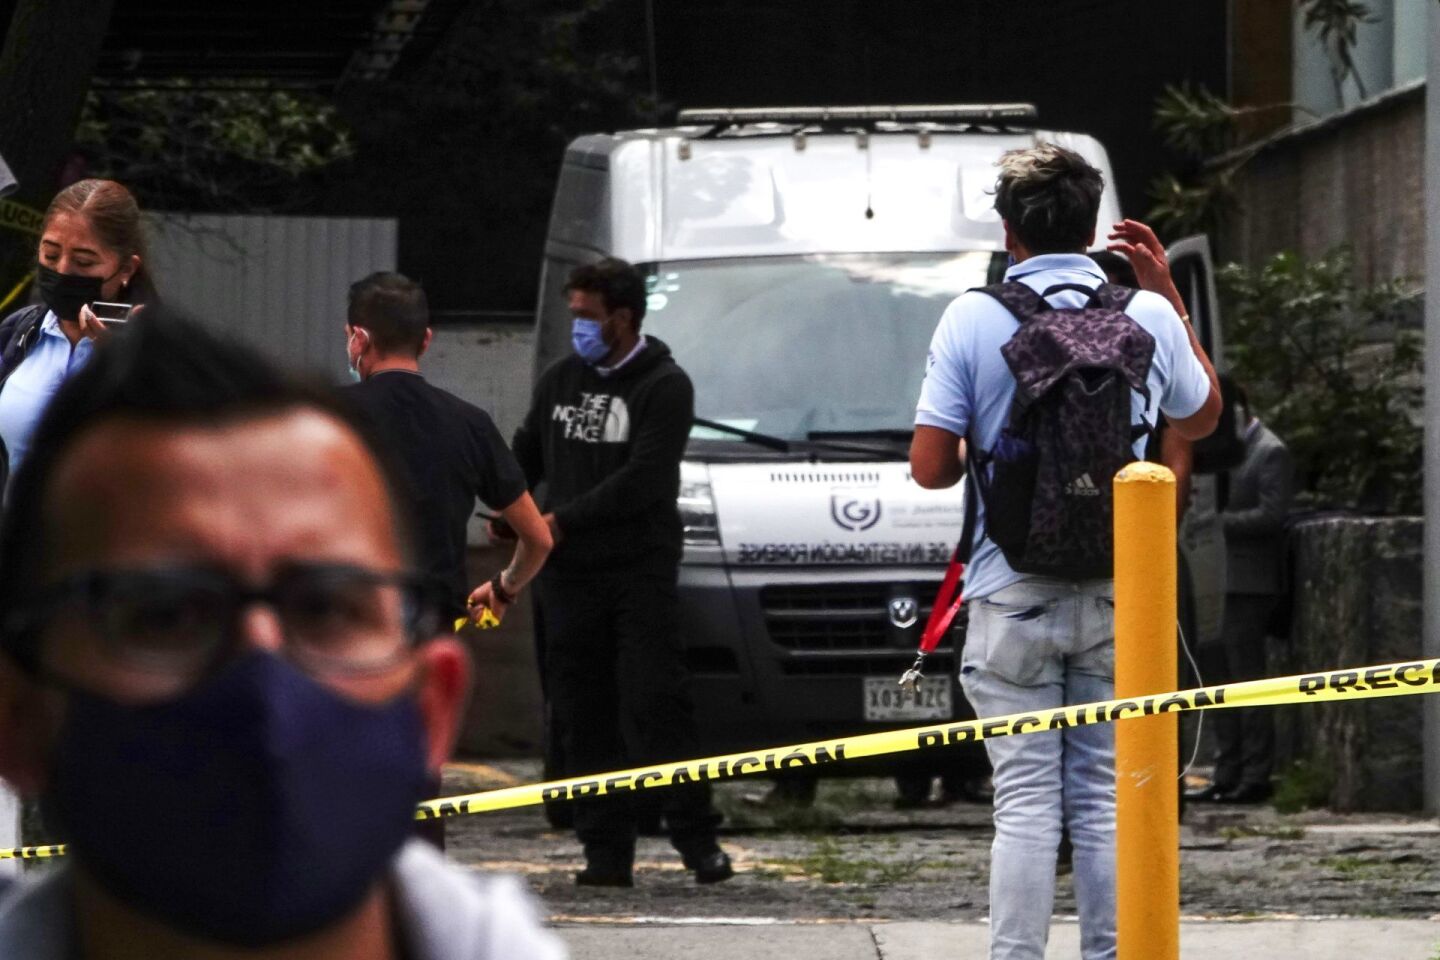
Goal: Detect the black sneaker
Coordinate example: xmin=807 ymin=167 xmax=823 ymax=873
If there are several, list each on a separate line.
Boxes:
xmin=683 ymin=849 xmax=735 ymax=884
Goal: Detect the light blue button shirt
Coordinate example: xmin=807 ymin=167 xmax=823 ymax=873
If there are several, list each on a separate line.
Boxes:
xmin=914 ymin=254 xmax=1211 ymax=600
xmin=0 ymin=312 xmax=95 ymax=479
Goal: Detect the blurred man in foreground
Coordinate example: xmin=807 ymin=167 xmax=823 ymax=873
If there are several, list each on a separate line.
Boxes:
xmin=0 ymin=312 xmax=565 ymax=959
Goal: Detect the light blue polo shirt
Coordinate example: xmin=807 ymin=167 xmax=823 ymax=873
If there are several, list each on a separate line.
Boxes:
xmin=914 ymin=254 xmax=1211 ymax=600
xmin=0 ymin=312 xmax=95 ymax=480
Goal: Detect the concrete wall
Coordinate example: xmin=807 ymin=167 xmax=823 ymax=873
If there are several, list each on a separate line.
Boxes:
xmin=1222 ymin=82 xmax=1425 ymax=287
xmin=426 ymin=324 xmax=544 ymax=757
xmin=423 ymin=319 xmax=536 ymax=548
xmin=1273 ymin=517 xmax=1424 ymax=811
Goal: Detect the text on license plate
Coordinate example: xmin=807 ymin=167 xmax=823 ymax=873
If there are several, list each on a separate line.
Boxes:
xmin=862 ymin=676 xmax=952 ymax=722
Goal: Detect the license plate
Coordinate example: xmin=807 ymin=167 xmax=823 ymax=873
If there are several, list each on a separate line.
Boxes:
xmin=863 ymin=676 xmax=952 ymax=722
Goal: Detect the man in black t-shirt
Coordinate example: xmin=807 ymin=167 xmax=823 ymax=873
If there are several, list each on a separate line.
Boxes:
xmin=344 ymin=272 xmax=552 ymax=625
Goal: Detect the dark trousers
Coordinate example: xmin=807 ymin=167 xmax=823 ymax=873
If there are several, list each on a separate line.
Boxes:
xmin=1201 ymin=593 xmax=1277 ymax=789
xmin=536 ymin=568 xmax=721 ymax=867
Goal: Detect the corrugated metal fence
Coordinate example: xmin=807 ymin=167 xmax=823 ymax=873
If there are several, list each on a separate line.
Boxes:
xmin=146 ymin=213 xmax=398 ymax=378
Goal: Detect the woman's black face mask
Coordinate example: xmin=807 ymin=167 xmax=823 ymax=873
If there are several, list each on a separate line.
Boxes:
xmin=35 ymin=263 xmax=119 ymax=321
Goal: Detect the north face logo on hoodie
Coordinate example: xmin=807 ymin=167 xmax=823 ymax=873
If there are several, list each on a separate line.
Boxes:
xmin=551 ymin=393 xmax=631 ymax=444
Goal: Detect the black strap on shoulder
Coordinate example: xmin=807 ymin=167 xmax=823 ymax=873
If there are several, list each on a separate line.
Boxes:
xmin=957 ymin=441 xmax=988 ymax=563
xmin=1039 ymin=282 xmax=1099 ymax=300
xmin=1037 ymin=281 xmax=1141 ymax=312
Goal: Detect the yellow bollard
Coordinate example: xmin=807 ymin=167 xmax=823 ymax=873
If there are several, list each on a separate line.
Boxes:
xmin=1113 ymin=461 xmax=1179 ymax=960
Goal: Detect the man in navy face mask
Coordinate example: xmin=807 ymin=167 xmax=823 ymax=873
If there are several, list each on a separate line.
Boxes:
xmin=0 ymin=311 xmax=566 ymax=959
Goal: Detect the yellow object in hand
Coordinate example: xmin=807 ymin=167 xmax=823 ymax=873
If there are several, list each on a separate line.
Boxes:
xmin=454 ymin=608 xmax=501 ymax=633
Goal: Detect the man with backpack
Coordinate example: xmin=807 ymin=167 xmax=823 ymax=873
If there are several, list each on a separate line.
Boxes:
xmin=910 ymin=144 xmax=1220 ymax=960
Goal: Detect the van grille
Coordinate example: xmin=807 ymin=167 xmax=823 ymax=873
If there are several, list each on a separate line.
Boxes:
xmin=768 ymin=470 xmax=881 ymax=484
xmin=760 ymin=582 xmax=964 ymax=652
xmin=779 ymin=654 xmax=956 ymax=677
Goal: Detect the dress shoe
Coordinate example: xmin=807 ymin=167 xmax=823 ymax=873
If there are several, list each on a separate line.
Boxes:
xmin=575 ymin=865 xmax=634 ymax=887
xmin=683 ymin=849 xmax=735 ymax=884
xmin=1219 ymin=782 xmax=1272 ymax=804
xmin=1183 ymin=783 xmax=1233 ymax=803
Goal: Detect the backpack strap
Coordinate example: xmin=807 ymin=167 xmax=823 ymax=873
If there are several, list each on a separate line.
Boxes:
xmin=1039 ymin=282 xmax=1100 ymax=300
xmin=0 ymin=303 xmax=47 ymax=392
xmin=1087 ymin=281 xmax=1141 ymax=313
xmin=1037 ymin=281 xmax=1142 ymax=312
xmin=970 ymin=282 xmax=1050 ymax=325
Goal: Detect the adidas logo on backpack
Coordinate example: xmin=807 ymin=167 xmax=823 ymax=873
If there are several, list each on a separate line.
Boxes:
xmin=1064 ymin=473 xmax=1102 ymax=497
xmin=968 ymin=281 xmax=1156 ymax=580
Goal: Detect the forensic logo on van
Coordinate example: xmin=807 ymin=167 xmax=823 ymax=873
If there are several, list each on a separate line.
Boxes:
xmin=830 ymin=494 xmax=882 ymax=532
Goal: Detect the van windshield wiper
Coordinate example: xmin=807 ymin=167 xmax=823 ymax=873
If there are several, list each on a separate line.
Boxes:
xmin=807 ymin=429 xmax=914 ymax=444
xmin=693 ymin=418 xmax=897 ymax=458
xmin=692 ymin=417 xmax=791 ymax=452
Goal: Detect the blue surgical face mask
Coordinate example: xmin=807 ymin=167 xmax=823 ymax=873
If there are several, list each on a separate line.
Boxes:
xmin=43 ymin=653 xmax=430 ymax=947
xmin=571 ymin=317 xmax=610 ymax=365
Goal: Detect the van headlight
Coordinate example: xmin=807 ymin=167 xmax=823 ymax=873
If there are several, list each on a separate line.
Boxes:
xmin=678 ymin=462 xmax=720 ymax=546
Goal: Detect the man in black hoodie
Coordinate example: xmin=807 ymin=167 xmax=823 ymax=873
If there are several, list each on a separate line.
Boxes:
xmin=506 ymin=258 xmax=732 ymax=887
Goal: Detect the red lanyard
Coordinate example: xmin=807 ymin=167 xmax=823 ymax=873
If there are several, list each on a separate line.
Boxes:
xmin=918 ymin=549 xmax=965 ymax=654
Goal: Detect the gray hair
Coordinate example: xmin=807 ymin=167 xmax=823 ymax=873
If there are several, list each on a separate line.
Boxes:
xmin=993 ymin=143 xmax=1104 ymax=254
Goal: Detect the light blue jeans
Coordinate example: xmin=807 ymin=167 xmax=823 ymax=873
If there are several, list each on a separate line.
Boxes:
xmin=960 ymin=577 xmax=1117 ymax=960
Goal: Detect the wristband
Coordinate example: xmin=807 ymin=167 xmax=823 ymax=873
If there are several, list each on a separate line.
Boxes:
xmin=490 ymin=572 xmax=516 ymax=605
xmin=1178 ymin=312 xmax=1191 ymax=324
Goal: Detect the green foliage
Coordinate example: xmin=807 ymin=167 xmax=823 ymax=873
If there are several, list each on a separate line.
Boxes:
xmin=1299 ymin=0 xmax=1376 ymax=101
xmin=1146 ymin=168 xmax=1237 ymax=240
xmin=1144 ymin=83 xmax=1244 ymax=242
xmin=1218 ymin=249 xmax=1422 ymax=515
xmin=1270 ymin=758 xmax=1334 ymax=813
xmin=1145 ymin=0 xmax=1374 ymax=238
xmin=1153 ymin=83 xmax=1241 ymax=158
xmin=76 ymin=80 xmax=354 ymax=212
xmin=767 ymin=836 xmax=932 ymax=885
xmin=328 ymin=0 xmax=651 ymax=307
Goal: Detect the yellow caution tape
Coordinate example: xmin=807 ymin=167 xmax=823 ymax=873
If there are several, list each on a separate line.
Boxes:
xmin=0 ymin=198 xmax=44 ymax=237
xmin=4 ymin=656 xmax=1437 ymax=860
xmin=0 ymin=844 xmax=65 ymax=861
xmin=0 ymin=272 xmax=32 ymax=314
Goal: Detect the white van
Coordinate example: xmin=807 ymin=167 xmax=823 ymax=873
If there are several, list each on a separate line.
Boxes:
xmin=533 ymin=105 xmax=1234 ymax=783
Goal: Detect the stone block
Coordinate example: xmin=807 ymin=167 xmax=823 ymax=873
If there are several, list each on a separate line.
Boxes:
xmin=1273 ymin=517 xmax=1423 ymax=811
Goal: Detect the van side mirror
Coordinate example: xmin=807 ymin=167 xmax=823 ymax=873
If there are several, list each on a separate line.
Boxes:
xmin=1192 ymin=373 xmax=1246 ymax=474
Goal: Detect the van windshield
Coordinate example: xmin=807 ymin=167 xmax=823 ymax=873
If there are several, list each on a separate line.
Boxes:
xmin=641 ymin=252 xmax=1001 ymax=444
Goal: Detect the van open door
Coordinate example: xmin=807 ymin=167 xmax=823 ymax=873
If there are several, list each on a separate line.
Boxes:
xmin=1166 ymin=234 xmax=1237 ymax=648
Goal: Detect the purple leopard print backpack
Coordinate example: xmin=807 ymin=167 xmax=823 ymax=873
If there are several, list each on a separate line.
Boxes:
xmin=968 ymin=280 xmax=1156 ymax=579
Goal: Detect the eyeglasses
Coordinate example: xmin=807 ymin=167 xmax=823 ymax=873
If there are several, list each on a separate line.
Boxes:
xmin=17 ymin=563 xmax=445 ymax=681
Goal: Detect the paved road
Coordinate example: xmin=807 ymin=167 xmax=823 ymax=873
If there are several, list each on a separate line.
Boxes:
xmin=559 ymin=919 xmax=1440 ymax=959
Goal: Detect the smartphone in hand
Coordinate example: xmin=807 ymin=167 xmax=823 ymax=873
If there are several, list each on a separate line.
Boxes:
xmin=89 ymin=302 xmax=133 ymax=326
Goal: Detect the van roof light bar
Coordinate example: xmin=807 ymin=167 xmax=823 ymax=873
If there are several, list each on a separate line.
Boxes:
xmin=677 ymin=103 xmax=1038 ymax=127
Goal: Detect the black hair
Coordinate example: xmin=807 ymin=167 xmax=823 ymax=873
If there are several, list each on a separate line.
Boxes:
xmin=0 ymin=308 xmax=416 ymax=671
xmin=347 ymin=271 xmax=430 ymax=355
xmin=565 ymin=258 xmax=647 ymax=329
xmin=1089 ymin=250 xmax=1138 ymax=288
xmin=993 ymin=144 xmax=1105 ymax=254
